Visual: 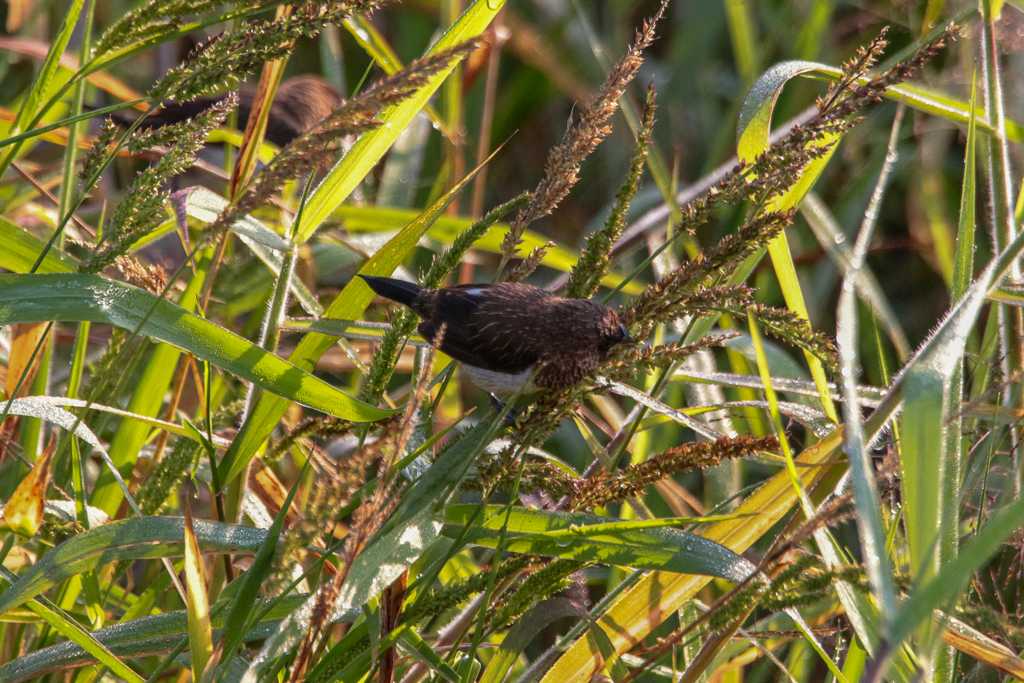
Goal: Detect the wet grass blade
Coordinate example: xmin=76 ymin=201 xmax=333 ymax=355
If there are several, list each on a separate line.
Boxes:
xmin=0 ymin=273 xmax=391 ymax=423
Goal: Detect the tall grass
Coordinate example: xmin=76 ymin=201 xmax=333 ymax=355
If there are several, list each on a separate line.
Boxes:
xmin=0 ymin=2 xmax=1023 ymax=681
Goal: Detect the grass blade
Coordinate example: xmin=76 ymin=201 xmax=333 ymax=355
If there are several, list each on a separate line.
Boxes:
xmin=0 ymin=273 xmax=390 ymax=423
xmin=294 ymin=0 xmax=505 ymax=243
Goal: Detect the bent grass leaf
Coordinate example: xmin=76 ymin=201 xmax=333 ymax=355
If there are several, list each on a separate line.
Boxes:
xmin=747 ymin=59 xmax=1024 ymax=143
xmin=0 ymin=596 xmax=307 ymax=682
xmin=804 ymin=62 xmax=1023 ymax=142
xmin=0 ymin=273 xmax=390 ymax=422
xmin=0 ymin=516 xmax=267 ymax=615
xmin=442 ymin=505 xmax=756 ymax=580
xmin=3 ymin=395 xmax=230 ymax=448
xmin=0 ymin=395 xmax=144 ymax=515
xmin=737 ymin=59 xmax=840 ymax=422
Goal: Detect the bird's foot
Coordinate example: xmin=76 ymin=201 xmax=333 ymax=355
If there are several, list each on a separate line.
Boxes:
xmin=489 ymin=393 xmax=520 ymax=427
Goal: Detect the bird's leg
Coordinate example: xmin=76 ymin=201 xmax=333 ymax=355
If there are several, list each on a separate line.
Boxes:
xmin=489 ymin=393 xmax=520 ymax=426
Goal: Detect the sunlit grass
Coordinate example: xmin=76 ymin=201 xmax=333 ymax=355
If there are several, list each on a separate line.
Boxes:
xmin=0 ymin=2 xmax=1022 ymax=682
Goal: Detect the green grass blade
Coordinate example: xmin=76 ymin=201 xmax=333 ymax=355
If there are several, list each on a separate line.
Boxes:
xmin=442 ymin=504 xmax=755 ymax=580
xmin=183 ymin=508 xmax=213 ymax=680
xmin=218 ymin=143 xmax=498 ymax=485
xmin=941 ymin=71 xmax=978 ymax=579
xmin=738 ymin=60 xmax=840 ymax=421
xmin=341 ymin=15 xmax=449 ymax=137
xmin=0 ymin=217 xmax=77 ymax=273
xmin=0 ymin=517 xmax=266 ymax=615
xmin=0 ymin=273 xmax=390 ymax=422
xmin=724 ymin=0 xmax=761 ymax=84
xmin=0 ymin=0 xmax=85 ymax=176
xmin=836 ymin=108 xmax=906 ymax=641
xmin=294 ymin=0 xmax=504 ymax=244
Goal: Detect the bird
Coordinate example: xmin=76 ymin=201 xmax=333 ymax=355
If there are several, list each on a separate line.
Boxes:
xmin=358 ymin=275 xmax=631 ymax=395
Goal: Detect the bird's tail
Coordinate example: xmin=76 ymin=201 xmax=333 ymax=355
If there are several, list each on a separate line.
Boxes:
xmin=358 ymin=275 xmax=423 ymax=309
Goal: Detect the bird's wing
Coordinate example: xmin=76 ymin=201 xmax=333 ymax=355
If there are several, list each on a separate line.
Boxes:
xmin=420 ymin=286 xmax=540 ymax=374
xmin=418 ymin=319 xmax=494 ymax=369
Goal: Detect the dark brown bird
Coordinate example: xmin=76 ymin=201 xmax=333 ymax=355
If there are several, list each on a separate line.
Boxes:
xmin=114 ymin=75 xmax=341 ymax=146
xmin=359 ymin=275 xmax=631 ymax=394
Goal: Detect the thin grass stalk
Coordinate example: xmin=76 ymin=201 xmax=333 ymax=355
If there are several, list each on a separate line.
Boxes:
xmin=442 ymin=0 xmax=465 ymax=209
xmin=226 ymin=216 xmax=302 ymax=530
xmin=230 ymin=4 xmax=293 ymax=199
xmin=0 ymin=99 xmax=146 ymax=151
xmin=934 ymin=73 xmax=979 ymax=683
xmin=724 ymin=0 xmax=761 ymax=85
xmin=863 ymin=197 xmax=1024 ymax=678
xmin=979 ymin=1 xmax=1024 ymax=498
xmin=43 ymin=0 xmax=106 ymax=621
xmin=837 ymin=106 xmax=904 ymax=638
xmin=469 ymin=24 xmax=503 ymax=221
xmin=800 ymin=194 xmax=911 ymax=360
xmin=60 ymin=0 xmax=96 ymax=534
xmin=744 ymin=311 xmax=867 ymax=680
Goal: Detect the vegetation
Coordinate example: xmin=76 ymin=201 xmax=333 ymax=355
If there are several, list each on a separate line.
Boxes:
xmin=0 ymin=1 xmax=1022 ymax=681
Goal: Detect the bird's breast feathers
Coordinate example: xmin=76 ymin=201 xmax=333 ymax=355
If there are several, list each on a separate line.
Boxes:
xmin=461 ymin=364 xmax=536 ymax=395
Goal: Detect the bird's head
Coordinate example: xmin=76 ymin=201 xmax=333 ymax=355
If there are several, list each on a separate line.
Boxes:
xmin=597 ymin=308 xmax=632 ymax=354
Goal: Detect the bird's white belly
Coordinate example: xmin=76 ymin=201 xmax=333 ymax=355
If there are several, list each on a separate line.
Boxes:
xmin=462 ymin=364 xmax=535 ymax=395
